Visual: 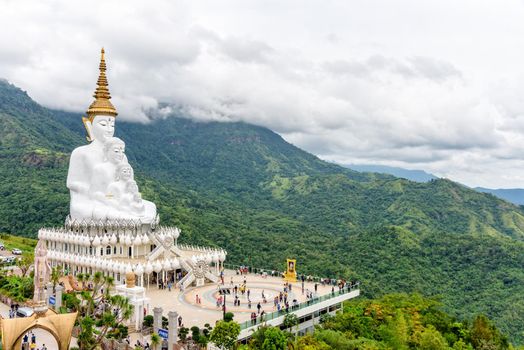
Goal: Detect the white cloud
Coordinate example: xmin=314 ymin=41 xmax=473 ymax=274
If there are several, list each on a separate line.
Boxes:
xmin=2 ymin=0 xmax=524 ymax=188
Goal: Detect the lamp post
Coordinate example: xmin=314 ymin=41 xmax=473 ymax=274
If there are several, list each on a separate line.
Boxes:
xmin=218 ymin=287 xmax=231 ymax=320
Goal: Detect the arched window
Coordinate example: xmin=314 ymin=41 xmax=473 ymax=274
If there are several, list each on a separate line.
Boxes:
xmin=106 ymin=245 xmax=111 ymax=255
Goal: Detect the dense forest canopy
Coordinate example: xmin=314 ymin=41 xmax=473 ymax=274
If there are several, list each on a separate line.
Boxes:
xmin=0 ymin=80 xmax=523 ymax=343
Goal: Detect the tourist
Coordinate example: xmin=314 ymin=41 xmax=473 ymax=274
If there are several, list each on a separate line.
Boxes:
xmin=31 ymin=332 xmax=36 ymax=344
xmin=168 ymin=281 xmax=172 ymax=291
xmin=314 ymin=283 xmax=318 ymax=292
xmin=41 ymin=344 xmax=47 ymax=350
xmin=257 ymin=302 xmax=261 ymax=314
xmin=247 ymin=289 xmax=250 ymax=298
xmin=178 ymin=315 xmax=183 ymax=327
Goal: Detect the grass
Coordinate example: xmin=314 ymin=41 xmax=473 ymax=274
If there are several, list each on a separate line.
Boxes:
xmin=0 ymin=233 xmax=37 ymax=253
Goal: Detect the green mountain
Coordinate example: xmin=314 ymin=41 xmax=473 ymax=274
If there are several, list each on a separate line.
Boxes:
xmin=1 ymin=80 xmax=523 ymax=343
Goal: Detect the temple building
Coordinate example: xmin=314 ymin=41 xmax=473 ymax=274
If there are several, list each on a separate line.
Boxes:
xmin=36 ymin=48 xmax=225 ymax=301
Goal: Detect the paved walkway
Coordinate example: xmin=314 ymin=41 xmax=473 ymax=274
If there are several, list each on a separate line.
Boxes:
xmin=144 ymin=269 xmax=334 ymax=328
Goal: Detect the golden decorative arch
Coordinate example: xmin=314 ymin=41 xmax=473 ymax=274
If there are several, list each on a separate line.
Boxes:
xmin=0 ymin=309 xmax=77 ymax=350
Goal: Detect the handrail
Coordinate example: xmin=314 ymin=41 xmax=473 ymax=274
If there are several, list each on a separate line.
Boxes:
xmin=238 ymin=282 xmax=360 ymax=330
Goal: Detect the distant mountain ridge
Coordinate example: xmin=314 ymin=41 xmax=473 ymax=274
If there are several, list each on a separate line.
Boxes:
xmin=345 ymin=164 xmax=438 ymax=182
xmin=1 ymin=79 xmax=523 ymax=343
xmin=476 ymin=187 xmax=524 ymax=206
xmin=345 ymin=163 xmax=524 ymax=206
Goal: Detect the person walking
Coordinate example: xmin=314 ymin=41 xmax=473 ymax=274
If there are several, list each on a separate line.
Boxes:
xmin=257 ymin=302 xmax=261 ymax=314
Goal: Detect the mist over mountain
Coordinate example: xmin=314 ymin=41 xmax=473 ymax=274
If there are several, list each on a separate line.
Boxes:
xmin=1 ymin=79 xmax=523 ymax=343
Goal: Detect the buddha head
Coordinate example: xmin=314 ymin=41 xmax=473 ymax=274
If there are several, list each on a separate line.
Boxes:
xmin=103 ymin=137 xmax=125 ymax=164
xmin=87 ymin=115 xmax=115 ymax=143
xmin=115 ymin=163 xmax=134 ymax=182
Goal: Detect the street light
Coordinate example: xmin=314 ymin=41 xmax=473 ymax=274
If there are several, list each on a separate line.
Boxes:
xmin=218 ymin=287 xmax=231 ymax=320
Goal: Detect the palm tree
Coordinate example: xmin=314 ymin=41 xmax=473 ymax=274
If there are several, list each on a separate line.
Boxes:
xmin=150 ymin=333 xmax=161 ymax=350
xmin=50 ymin=266 xmax=63 ymax=293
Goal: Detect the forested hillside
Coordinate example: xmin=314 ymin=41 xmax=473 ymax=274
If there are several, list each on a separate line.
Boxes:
xmin=0 ymin=80 xmax=523 ymax=343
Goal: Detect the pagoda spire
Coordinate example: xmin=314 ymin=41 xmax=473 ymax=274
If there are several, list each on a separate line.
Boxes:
xmin=86 ymin=48 xmax=118 ymax=120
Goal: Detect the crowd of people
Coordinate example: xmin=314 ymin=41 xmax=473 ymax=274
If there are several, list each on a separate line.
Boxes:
xmin=21 ymin=330 xmax=47 ymax=350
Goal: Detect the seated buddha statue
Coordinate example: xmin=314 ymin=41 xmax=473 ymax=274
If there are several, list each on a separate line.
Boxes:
xmin=67 ymin=48 xmax=157 ymax=222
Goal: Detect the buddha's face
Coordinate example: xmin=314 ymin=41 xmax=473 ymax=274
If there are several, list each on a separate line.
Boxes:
xmin=91 ymin=115 xmax=115 ymax=142
xmin=107 ymin=142 xmax=125 ymax=164
xmin=120 ymin=166 xmax=133 ymax=181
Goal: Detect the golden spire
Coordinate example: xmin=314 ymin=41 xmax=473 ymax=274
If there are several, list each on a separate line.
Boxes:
xmin=86 ymin=48 xmax=117 ymax=120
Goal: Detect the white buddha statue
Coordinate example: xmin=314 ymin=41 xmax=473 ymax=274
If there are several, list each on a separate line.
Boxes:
xmin=67 ymin=48 xmax=157 ymax=222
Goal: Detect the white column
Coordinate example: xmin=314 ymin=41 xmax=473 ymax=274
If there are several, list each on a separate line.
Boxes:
xmin=168 ymin=311 xmax=178 ymax=347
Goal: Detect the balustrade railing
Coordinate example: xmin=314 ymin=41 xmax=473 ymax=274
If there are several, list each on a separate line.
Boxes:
xmin=238 ymin=282 xmax=360 ymax=330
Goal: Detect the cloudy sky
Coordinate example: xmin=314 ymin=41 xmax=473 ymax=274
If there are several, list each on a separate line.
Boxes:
xmin=2 ymin=0 xmax=524 ymax=188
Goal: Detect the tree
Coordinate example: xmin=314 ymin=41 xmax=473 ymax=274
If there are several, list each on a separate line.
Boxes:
xmin=224 ymin=312 xmax=235 ymax=322
xmin=73 ymin=272 xmax=134 ymax=350
xmin=17 ymin=253 xmax=34 ymax=277
xmin=283 ymin=313 xmax=298 ymax=333
xmin=261 ymin=327 xmax=287 ymax=350
xmin=179 ymin=327 xmax=189 ymax=342
xmin=283 ymin=313 xmax=299 ymax=349
xmin=143 ymin=315 xmax=154 ymax=328
xmin=296 ymin=335 xmax=331 ymax=350
xmin=210 ymin=320 xmax=240 ymax=350
xmin=418 ymin=326 xmax=449 ymax=350
xmin=150 ymin=333 xmax=161 ymax=350
xmin=50 ymin=265 xmax=63 ymax=293
xmin=470 ymin=315 xmax=509 ymax=350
